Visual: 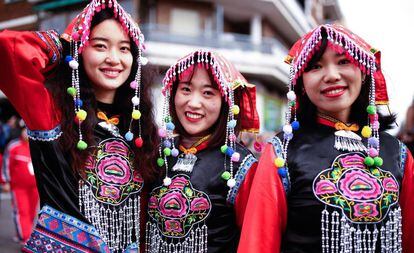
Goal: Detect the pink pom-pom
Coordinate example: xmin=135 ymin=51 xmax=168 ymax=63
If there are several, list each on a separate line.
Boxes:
xmin=254 ymin=141 xmax=263 ymax=152
xmin=229 ymin=134 xmax=237 ymax=142
xmin=231 ymin=152 xmax=240 ymax=162
xmin=72 ymin=32 xmax=80 ymax=41
xmin=372 ymin=121 xmax=380 ymax=130
xmin=130 ymin=81 xmax=138 ymax=89
xmin=158 ymin=128 xmax=167 ymax=138
xmin=368 ymin=148 xmax=378 ymax=157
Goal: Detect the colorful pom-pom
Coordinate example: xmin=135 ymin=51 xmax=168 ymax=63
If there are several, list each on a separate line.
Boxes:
xmin=130 ymin=81 xmax=138 ymax=89
xmin=75 ymin=99 xmax=83 ymax=107
xmin=166 ymin=122 xmax=175 ymax=131
xmin=163 ymin=147 xmax=172 ymax=156
xmin=157 ymin=158 xmax=165 ymax=167
xmin=253 ymin=141 xmax=262 ymax=152
xmin=227 ymin=178 xmax=236 ymax=188
xmin=140 ymin=57 xmax=149 ymax=66
xmin=132 ymin=110 xmax=141 ymax=120
xmin=368 ymin=137 xmax=379 ymax=147
xmin=364 ymin=156 xmax=375 ymax=166
xmin=125 ymin=131 xmax=134 ymax=141
xmin=220 ymin=145 xmax=228 ymax=154
xmin=134 ymin=137 xmax=143 ymax=148
xmin=221 ymin=171 xmax=231 ymax=180
xmin=69 ymin=60 xmax=79 ymax=70
xmin=283 ymin=124 xmax=293 ymax=134
xmin=368 ymin=148 xmax=378 ymax=158
xmin=225 ymin=147 xmax=234 ymax=156
xmin=278 ymin=168 xmax=287 ymax=177
xmin=283 ymin=133 xmax=293 ymax=141
xmin=67 ymin=87 xmax=76 ymax=96
xmin=65 ymin=55 xmax=73 ymax=63
xmin=158 ymin=128 xmax=167 ymax=138
xmin=131 ymin=96 xmax=140 ymax=106
xmin=76 ymin=110 xmax=87 ymax=121
xmin=163 ymin=140 xmax=172 ymax=148
xmin=231 ymin=152 xmax=240 ymax=162
xmin=287 ymin=91 xmax=296 ymax=101
xmin=171 ymin=148 xmax=179 ymax=157
xmin=274 ymin=157 xmax=285 ymax=168
xmin=361 ymin=126 xmax=372 ymax=138
xmin=366 ymin=105 xmax=377 ymax=115
xmin=291 ymin=121 xmax=300 ymax=130
xmin=372 ymin=121 xmax=380 ymax=130
xmin=289 ymin=101 xmax=296 ymax=107
xmin=77 ymin=140 xmax=88 ymax=150
xmin=374 ymin=156 xmax=383 ymax=167
xmin=228 ymin=120 xmax=237 ymax=129
xmin=229 ymin=133 xmax=237 ymax=142
xmin=231 ymin=105 xmax=240 ymax=115
xmin=164 ymin=116 xmax=172 ymax=123
xmin=163 ymin=177 xmax=171 ymax=186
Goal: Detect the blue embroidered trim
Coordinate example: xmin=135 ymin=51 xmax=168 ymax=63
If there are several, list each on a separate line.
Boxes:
xmin=399 ymin=141 xmax=407 ymax=175
xmin=227 ymin=154 xmax=257 ymax=205
xmin=27 ymin=125 xmax=62 ymax=141
xmin=269 ymin=136 xmax=290 ymax=194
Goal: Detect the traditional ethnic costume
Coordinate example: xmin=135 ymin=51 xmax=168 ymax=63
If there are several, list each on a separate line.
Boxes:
xmin=145 ymin=50 xmax=260 ymax=253
xmin=2 ymin=137 xmax=39 ymax=243
xmin=238 ymin=24 xmax=414 ymax=253
xmin=0 ymin=0 xmax=148 ymax=252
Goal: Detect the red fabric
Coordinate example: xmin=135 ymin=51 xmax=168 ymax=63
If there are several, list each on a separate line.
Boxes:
xmin=0 ymin=30 xmax=61 ymax=131
xmin=234 ymin=161 xmax=257 ymax=227
xmin=237 ymin=143 xmax=287 ymax=253
xmin=400 ymin=149 xmax=414 ymax=252
xmin=0 ymin=153 xmax=4 ymax=184
xmin=11 ymin=187 xmax=39 ymax=242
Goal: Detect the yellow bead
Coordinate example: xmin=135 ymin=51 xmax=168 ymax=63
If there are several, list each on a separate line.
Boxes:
xmin=231 ymin=105 xmax=240 ymax=115
xmin=132 ymin=110 xmax=141 ymax=120
xmin=274 ymin=157 xmax=285 ymax=168
xmin=76 ymin=109 xmax=87 ymax=121
xmin=361 ymin=126 xmax=372 ymax=138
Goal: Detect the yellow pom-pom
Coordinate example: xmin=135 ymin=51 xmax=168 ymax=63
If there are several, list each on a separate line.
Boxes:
xmin=132 ymin=110 xmax=141 ymax=120
xmin=231 ymin=105 xmax=240 ymax=115
xmin=76 ymin=109 xmax=87 ymax=121
xmin=361 ymin=126 xmax=372 ymax=138
xmin=274 ymin=157 xmax=285 ymax=168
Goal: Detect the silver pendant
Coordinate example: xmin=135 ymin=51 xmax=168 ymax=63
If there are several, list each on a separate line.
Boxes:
xmin=172 ymin=154 xmax=197 ymax=173
xmin=98 ymin=121 xmax=121 ymax=137
xmin=334 ymin=130 xmax=366 ymax=152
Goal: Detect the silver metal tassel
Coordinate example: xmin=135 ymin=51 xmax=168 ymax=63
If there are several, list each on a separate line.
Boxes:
xmin=334 ymin=130 xmax=366 ymax=152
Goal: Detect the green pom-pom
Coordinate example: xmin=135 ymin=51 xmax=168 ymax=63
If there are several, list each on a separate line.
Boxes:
xmin=220 ymin=145 xmax=228 ymax=154
xmin=67 ymin=87 xmax=76 ymax=96
xmin=164 ymin=116 xmax=172 ymax=123
xmin=374 ymin=156 xmax=383 ymax=167
xmin=77 ymin=140 xmax=88 ymax=150
xmin=366 ymin=105 xmax=376 ymax=115
xmin=364 ymin=156 xmax=375 ymax=166
xmin=157 ymin=158 xmax=165 ymax=167
xmin=289 ymin=101 xmax=296 ymax=107
xmin=221 ymin=171 xmax=231 ymax=180
xmin=163 ymin=148 xmax=171 ymax=156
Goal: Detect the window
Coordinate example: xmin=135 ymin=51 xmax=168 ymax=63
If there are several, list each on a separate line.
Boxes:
xmin=170 ymin=8 xmax=200 ymax=37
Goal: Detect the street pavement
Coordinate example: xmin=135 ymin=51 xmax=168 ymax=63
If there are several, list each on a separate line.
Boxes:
xmin=0 ymin=193 xmax=24 ymax=252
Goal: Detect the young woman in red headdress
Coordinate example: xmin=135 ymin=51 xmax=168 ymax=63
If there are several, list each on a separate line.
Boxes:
xmin=0 ymin=1 xmax=158 ymax=252
xmin=238 ymin=24 xmax=414 ymax=253
xmin=145 ymin=50 xmax=260 ymax=253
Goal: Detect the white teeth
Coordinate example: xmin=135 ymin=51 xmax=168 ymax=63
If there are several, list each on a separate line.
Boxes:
xmin=186 ymin=112 xmax=202 ymax=119
xmin=102 ymin=70 xmax=120 ymax=75
xmin=325 ymin=88 xmax=344 ymax=95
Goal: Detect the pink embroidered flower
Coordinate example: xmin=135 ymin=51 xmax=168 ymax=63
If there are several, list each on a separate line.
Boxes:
xmin=165 ymin=220 xmax=182 ymax=233
xmin=382 ymin=178 xmax=399 ymax=192
xmin=159 ymin=191 xmax=188 ymax=218
xmin=104 ymin=140 xmax=129 ymax=157
xmin=315 ymin=180 xmax=337 ymax=195
xmin=148 ymin=196 xmax=158 ymax=209
xmin=97 ymin=156 xmax=131 ymax=185
xmin=339 ymin=154 xmax=365 ymax=169
xmin=100 ymin=185 xmax=120 ymax=199
xmin=354 ymin=202 xmax=379 ymax=217
xmin=190 ymin=197 xmax=210 ymax=212
xmin=84 ymin=155 xmax=95 ymax=170
xmin=132 ymin=170 xmax=144 ymax=183
xmin=170 ymin=176 xmax=188 ymax=190
xmin=339 ymin=170 xmax=382 ymax=200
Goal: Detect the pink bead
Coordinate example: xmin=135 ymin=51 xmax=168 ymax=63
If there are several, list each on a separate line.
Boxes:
xmin=130 ymin=81 xmax=138 ymax=89
xmin=253 ymin=141 xmax=262 ymax=152
xmin=368 ymin=148 xmax=378 ymax=157
xmin=231 ymin=152 xmax=240 ymax=162
xmin=229 ymin=134 xmax=237 ymax=142
xmin=372 ymin=121 xmax=380 ymax=130
xmin=369 ymin=114 xmax=378 ymax=122
xmin=158 ymin=128 xmax=167 ymax=138
xmin=72 ymin=32 xmax=80 ymax=41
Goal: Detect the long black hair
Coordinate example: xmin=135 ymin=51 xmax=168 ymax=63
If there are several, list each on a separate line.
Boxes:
xmin=47 ymin=8 xmax=159 ymax=182
xmin=294 ymin=30 xmax=396 ymax=131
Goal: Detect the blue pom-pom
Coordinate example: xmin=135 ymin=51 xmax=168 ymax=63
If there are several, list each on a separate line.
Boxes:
xmin=171 ymin=148 xmax=179 ymax=157
xmin=75 ymin=99 xmax=83 ymax=107
xmin=278 ymin=167 xmax=287 ymax=177
xmin=65 ymin=55 xmax=73 ymax=63
xmin=283 ymin=133 xmax=293 ymax=141
xmin=291 ymin=121 xmax=300 ymax=130
xmin=125 ymin=131 xmax=134 ymax=141
xmin=163 ymin=140 xmax=172 ymax=148
xmin=228 ymin=120 xmax=237 ymax=129
xmin=166 ymin=122 xmax=175 ymax=131
xmin=225 ymin=147 xmax=234 ymax=156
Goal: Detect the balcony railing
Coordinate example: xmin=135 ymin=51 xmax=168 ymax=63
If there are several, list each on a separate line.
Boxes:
xmin=140 ymin=23 xmax=287 ymax=56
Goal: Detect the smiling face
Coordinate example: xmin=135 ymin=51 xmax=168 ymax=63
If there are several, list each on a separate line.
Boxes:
xmin=81 ymin=19 xmax=133 ymax=103
xmin=302 ymin=46 xmax=363 ymax=122
xmin=174 ymin=67 xmax=223 ymax=137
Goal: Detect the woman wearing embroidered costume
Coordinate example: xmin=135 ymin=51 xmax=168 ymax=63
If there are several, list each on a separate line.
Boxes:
xmin=0 ymin=0 xmax=158 ymax=252
xmin=146 ymin=50 xmax=260 ymax=253
xmin=238 ymin=24 xmax=414 ymax=253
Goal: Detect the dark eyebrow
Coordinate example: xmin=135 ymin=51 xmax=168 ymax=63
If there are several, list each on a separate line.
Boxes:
xmin=90 ymin=37 xmax=130 ymax=44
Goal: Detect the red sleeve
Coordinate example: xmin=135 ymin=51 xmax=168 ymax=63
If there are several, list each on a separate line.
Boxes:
xmin=0 ymin=153 xmax=4 ymax=184
xmin=0 ymin=30 xmax=62 ymax=131
xmin=237 ymin=143 xmax=287 ymax=253
xmin=234 ymin=161 xmax=257 ymax=227
xmin=400 ymin=149 xmax=414 ymax=253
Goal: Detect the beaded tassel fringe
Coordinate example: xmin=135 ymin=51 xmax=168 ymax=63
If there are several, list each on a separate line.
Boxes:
xmin=79 ymin=182 xmax=141 ymax=252
xmin=334 ymin=130 xmax=366 ymax=152
xmin=321 ymin=208 xmax=402 ymax=253
xmin=145 ymin=223 xmax=208 ymax=253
